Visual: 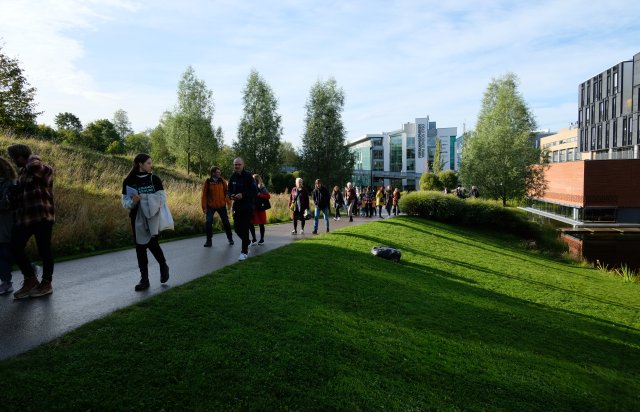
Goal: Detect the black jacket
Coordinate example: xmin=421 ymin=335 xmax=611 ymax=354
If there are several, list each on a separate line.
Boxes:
xmin=228 ymin=170 xmax=257 ymax=211
xmin=312 ymin=185 xmax=330 ymax=209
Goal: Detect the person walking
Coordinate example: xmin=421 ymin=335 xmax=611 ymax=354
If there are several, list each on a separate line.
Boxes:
xmin=0 ymin=157 xmax=17 ymax=295
xmin=122 ymin=154 xmax=170 ymax=291
xmin=289 ymin=177 xmax=309 ymax=235
xmin=332 ymin=185 xmax=344 ymax=221
xmin=8 ymin=144 xmax=56 ymax=299
xmin=385 ymin=185 xmax=393 ymax=217
xmin=201 ymin=166 xmax=234 ymax=247
xmin=375 ymin=186 xmax=385 ymax=218
xmin=392 ymin=188 xmax=401 ymax=216
xmin=249 ymin=174 xmax=270 ymax=245
xmin=345 ymin=182 xmax=357 ymax=222
xmin=469 ymin=186 xmax=480 ymax=198
xmin=311 ymin=179 xmax=330 ymax=234
xmin=228 ymin=158 xmax=257 ymax=261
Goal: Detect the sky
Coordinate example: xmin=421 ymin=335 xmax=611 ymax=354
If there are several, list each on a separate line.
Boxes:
xmin=1 ymin=0 xmax=639 ymax=148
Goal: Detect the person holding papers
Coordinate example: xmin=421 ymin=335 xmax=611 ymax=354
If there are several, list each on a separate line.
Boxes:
xmin=121 ymin=154 xmax=170 ymax=291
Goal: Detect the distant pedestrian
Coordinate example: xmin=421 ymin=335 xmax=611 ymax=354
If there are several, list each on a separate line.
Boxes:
xmin=228 ymin=158 xmax=257 ymax=261
xmin=385 ymin=185 xmax=393 ymax=217
xmin=469 ymin=186 xmax=480 ymax=198
xmin=289 ymin=177 xmax=309 ymax=235
xmin=392 ymin=188 xmax=401 ymax=216
xmin=311 ymin=178 xmax=330 ymax=234
xmin=455 ymin=185 xmax=466 ymax=199
xmin=201 ymin=166 xmax=234 ymax=247
xmin=345 ymin=182 xmax=357 ymax=222
xmin=122 ymin=154 xmax=170 ymax=291
xmin=375 ymin=186 xmax=385 ymax=218
xmin=8 ymin=144 xmax=56 ymax=299
xmin=0 ymin=157 xmax=17 ymax=295
xmin=249 ymin=174 xmax=270 ymax=245
xmin=332 ymin=185 xmax=344 ymax=221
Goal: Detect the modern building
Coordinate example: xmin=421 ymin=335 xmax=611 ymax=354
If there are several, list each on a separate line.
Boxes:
xmin=578 ymin=51 xmax=640 ymax=160
xmin=348 ymin=117 xmax=457 ymax=190
xmin=540 ymin=127 xmax=580 ymax=163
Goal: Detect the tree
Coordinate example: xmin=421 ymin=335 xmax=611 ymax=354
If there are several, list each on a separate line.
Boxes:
xmin=125 ymin=132 xmax=151 ymax=154
xmin=299 ymin=78 xmax=354 ymax=188
xmin=214 ymin=142 xmax=236 ymax=181
xmin=168 ymin=66 xmax=217 ymax=176
xmin=150 ymin=112 xmax=175 ymax=165
xmin=112 ymin=109 xmax=133 ymax=141
xmin=54 ymin=112 xmax=82 ymax=132
xmin=0 ymin=46 xmax=41 ymax=134
xmin=233 ymin=70 xmax=283 ymax=178
xmin=279 ymin=141 xmax=298 ymax=167
xmin=438 ymin=170 xmax=459 ymax=191
xmin=460 ymin=73 xmax=542 ymax=206
xmin=419 ymin=172 xmax=442 ymax=191
xmin=81 ymin=119 xmax=121 ymax=152
xmin=433 ymin=138 xmax=445 ymax=174
xmin=35 ymin=124 xmax=58 ymax=141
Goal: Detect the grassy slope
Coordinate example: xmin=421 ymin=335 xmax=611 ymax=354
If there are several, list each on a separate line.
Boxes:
xmin=1 ymin=217 xmax=639 ymax=411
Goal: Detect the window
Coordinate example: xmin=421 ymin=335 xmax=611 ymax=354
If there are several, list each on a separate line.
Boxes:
xmin=587 ymin=82 xmax=591 ymax=104
xmin=622 ymin=118 xmax=628 ymax=146
xmin=599 ymin=101 xmax=604 ymax=120
xmin=578 ymin=109 xmax=583 ymax=127
xmin=591 ymin=126 xmax=596 ymax=149
xmin=613 ymin=70 xmax=619 ymax=94
xmin=606 ymin=71 xmax=611 ymax=96
xmin=612 ymin=96 xmax=617 ymax=117
xmin=613 ymin=120 xmax=618 ymax=147
xmin=567 ymin=148 xmax=574 ymax=161
xmin=580 ymin=84 xmax=585 ymax=106
xmin=605 ymin=122 xmax=610 ymax=148
xmin=597 ymin=124 xmax=602 ymax=149
xmin=559 ymin=149 xmax=566 ymax=162
xmin=390 ymin=135 xmax=402 ymax=172
xmin=591 ymin=105 xmax=595 ymax=124
xmin=552 ymin=151 xmax=558 ymax=162
xmin=604 ymin=99 xmax=608 ymax=120
xmin=585 ymin=107 xmax=590 ymax=124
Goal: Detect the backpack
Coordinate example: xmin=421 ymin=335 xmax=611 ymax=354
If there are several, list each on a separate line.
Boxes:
xmin=371 ymin=246 xmax=401 ymax=262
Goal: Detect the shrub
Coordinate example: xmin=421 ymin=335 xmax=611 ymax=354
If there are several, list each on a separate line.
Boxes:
xmin=419 ymin=173 xmax=442 ymax=191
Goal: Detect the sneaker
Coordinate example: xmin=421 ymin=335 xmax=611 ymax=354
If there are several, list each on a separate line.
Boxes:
xmin=238 ymin=253 xmax=248 ymax=261
xmin=13 ymin=276 xmax=39 ymax=300
xmin=291 ymin=230 xmax=297 ymax=235
xmin=337 ymin=217 xmax=341 ymax=221
xmin=203 ymin=240 xmax=212 ymax=247
xmin=0 ymin=281 xmax=14 ymax=295
xmin=29 ymin=279 xmax=53 ymax=298
xmin=301 ymin=229 xmax=304 ymax=235
xmin=312 ymin=230 xmax=318 ymax=235
xmin=258 ymin=239 xmax=264 ymax=245
xmin=135 ymin=278 xmax=150 ymax=291
xmin=250 ymin=240 xmax=258 ymax=246
xmin=160 ymin=263 xmax=170 ymax=284
xmin=228 ymin=239 xmax=234 ymax=245
xmin=333 ymin=217 xmax=337 ymax=221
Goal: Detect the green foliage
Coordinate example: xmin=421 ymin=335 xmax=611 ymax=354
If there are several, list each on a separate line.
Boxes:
xmin=460 ymin=73 xmax=543 ymax=206
xmin=269 ymin=172 xmax=296 ymax=194
xmin=299 ymin=77 xmax=354 ymax=189
xmin=149 ymin=112 xmax=175 ymax=165
xmin=168 ymin=66 xmax=218 ymax=176
xmin=35 ymin=124 xmax=59 ymax=142
xmin=438 ymin=170 xmax=458 ymax=190
xmin=213 ymin=143 xmax=236 ymax=180
xmin=419 ymin=172 xmax=442 ymax=191
xmin=124 ymin=132 xmax=151 ymax=154
xmin=234 ymin=69 xmax=283 ymax=178
xmin=0 ymin=46 xmax=40 ymax=134
xmin=54 ymin=112 xmax=83 ymax=132
xmin=279 ymin=140 xmax=298 ymax=166
xmin=433 ymin=138 xmax=444 ymax=174
xmin=81 ymin=119 xmax=121 ymax=152
xmin=112 ymin=109 xmax=132 ymax=140
xmin=400 ymin=190 xmax=564 ymax=252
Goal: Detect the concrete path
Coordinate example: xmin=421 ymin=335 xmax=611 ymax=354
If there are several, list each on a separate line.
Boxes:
xmin=0 ymin=215 xmax=391 ymax=359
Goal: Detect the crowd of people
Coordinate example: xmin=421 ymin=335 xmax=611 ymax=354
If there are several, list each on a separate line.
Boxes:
xmin=0 ymin=145 xmax=406 ymax=296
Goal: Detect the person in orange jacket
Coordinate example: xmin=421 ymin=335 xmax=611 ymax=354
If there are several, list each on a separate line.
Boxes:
xmin=201 ymin=166 xmax=233 ymax=247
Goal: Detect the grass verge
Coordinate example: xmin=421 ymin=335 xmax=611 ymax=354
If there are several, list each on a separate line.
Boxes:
xmin=1 ymin=217 xmax=639 ymax=410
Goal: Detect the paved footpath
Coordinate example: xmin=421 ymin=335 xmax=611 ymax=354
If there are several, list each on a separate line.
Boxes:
xmin=0 ymin=215 xmax=392 ymax=359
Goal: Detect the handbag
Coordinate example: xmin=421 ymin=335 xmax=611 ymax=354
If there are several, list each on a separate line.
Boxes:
xmin=159 ymin=203 xmax=174 ymax=231
xmin=257 ymin=198 xmax=271 ymax=211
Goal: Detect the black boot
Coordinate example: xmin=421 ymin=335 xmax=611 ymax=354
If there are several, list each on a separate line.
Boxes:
xmin=203 ymin=239 xmax=212 ymax=247
xmin=160 ymin=263 xmax=170 ymax=284
xmin=135 ymin=270 xmax=150 ymax=291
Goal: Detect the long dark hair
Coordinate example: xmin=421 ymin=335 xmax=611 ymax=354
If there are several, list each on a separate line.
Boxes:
xmin=127 ymin=154 xmax=151 ymax=180
xmin=0 ymin=157 xmax=16 ymax=180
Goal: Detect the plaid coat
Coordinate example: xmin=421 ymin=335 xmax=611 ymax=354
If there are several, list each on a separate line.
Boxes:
xmin=15 ymin=155 xmax=55 ymax=226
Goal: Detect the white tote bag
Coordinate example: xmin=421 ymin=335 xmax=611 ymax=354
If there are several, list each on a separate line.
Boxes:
xmin=159 ymin=203 xmax=174 ymax=231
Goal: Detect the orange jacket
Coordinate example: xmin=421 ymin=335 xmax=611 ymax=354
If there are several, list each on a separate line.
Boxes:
xmin=201 ymin=178 xmax=231 ymax=210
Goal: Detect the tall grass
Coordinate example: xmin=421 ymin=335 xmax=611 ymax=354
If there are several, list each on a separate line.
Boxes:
xmin=0 ymin=135 xmax=292 ymax=258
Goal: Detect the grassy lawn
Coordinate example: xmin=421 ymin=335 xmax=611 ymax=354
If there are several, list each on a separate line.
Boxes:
xmin=1 ymin=217 xmax=639 ymax=411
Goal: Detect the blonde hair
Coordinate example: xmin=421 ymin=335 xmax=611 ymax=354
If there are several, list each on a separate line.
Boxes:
xmin=253 ymin=174 xmax=264 ymax=187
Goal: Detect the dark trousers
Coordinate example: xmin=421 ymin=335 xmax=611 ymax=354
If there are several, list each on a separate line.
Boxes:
xmin=0 ymin=243 xmax=12 ymax=283
xmin=205 ymin=207 xmax=233 ymax=241
xmin=12 ymin=220 xmax=54 ymax=281
xmin=378 ymin=205 xmax=383 ymax=216
xmin=131 ymin=217 xmax=166 ymax=278
xmin=334 ymin=205 xmax=341 ymax=219
xmin=293 ymin=210 xmax=306 ymax=231
xmin=249 ymin=224 xmax=265 ymax=242
xmin=233 ymin=209 xmax=252 ymax=254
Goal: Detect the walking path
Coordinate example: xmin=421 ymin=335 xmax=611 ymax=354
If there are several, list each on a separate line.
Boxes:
xmin=0 ymin=215 xmax=391 ymax=359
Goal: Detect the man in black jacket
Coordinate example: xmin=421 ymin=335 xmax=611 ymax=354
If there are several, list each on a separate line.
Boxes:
xmin=228 ymin=158 xmax=257 ymax=261
xmin=311 ymin=178 xmax=331 ymax=234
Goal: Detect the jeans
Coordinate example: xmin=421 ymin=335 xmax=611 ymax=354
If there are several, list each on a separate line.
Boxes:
xmin=205 ymin=207 xmax=233 ymax=241
xmin=233 ymin=208 xmax=252 ymax=254
xmin=0 ymin=243 xmax=11 ymax=283
xmin=334 ymin=205 xmax=341 ymax=219
xmin=130 ymin=216 xmax=166 ymax=277
xmin=12 ymin=221 xmax=54 ymax=281
xmin=314 ymin=206 xmax=330 ymax=232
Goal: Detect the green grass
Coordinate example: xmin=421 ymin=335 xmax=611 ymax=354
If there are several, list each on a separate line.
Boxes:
xmin=1 ymin=217 xmax=639 ymax=411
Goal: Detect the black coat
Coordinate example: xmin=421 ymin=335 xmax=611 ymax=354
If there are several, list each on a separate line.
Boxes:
xmin=312 ymin=185 xmax=331 ymax=209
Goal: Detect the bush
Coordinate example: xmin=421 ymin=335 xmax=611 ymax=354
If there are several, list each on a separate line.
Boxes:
xmin=438 ymin=170 xmax=458 ymax=191
xmin=399 ymin=191 xmax=564 ymax=252
xmin=419 ymin=172 xmax=442 ymax=191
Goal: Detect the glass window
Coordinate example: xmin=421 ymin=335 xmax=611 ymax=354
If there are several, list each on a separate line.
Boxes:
xmin=587 ymin=82 xmax=591 ymax=104
xmin=613 ymin=71 xmax=619 ymax=93
xmin=552 ymin=151 xmax=558 ymax=162
xmin=597 ymin=124 xmax=602 ymax=149
xmin=406 ymin=158 xmax=415 ymax=172
xmin=567 ymin=148 xmax=574 ymax=161
xmin=559 ymin=149 xmax=566 ymax=162
xmin=612 ymin=97 xmax=617 ymax=118
xmin=605 ymin=122 xmax=610 ymax=148
xmin=622 ymin=118 xmax=628 ymax=146
xmin=613 ymin=120 xmax=618 ymax=147
xmin=599 ymin=101 xmax=603 ymax=120
xmin=390 ymin=135 xmax=402 ymax=172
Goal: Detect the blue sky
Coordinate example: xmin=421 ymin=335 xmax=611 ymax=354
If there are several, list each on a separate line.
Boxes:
xmin=1 ymin=0 xmax=639 ymax=148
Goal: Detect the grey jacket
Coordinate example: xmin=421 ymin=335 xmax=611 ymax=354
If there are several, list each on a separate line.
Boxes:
xmin=134 ymin=191 xmax=167 ymax=245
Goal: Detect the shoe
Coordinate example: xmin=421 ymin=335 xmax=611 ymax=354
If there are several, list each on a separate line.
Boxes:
xmin=333 ymin=218 xmax=337 ymax=221
xmin=203 ymin=240 xmax=212 ymax=247
xmin=228 ymin=239 xmax=234 ymax=245
xmin=326 ymin=228 xmax=330 ymax=233
xmin=29 ymin=279 xmax=53 ymax=298
xmin=160 ymin=263 xmax=170 ymax=283
xmin=0 ymin=281 xmax=14 ymax=295
xmin=135 ymin=278 xmax=150 ymax=291
xmin=258 ymin=239 xmax=264 ymax=245
xmin=238 ymin=253 xmax=248 ymax=261
xmin=301 ymin=229 xmax=304 ymax=235
xmin=13 ymin=276 xmax=39 ymax=300
xmin=250 ymin=240 xmax=258 ymax=246
xmin=312 ymin=230 xmax=318 ymax=235
xmin=349 ymin=217 xmax=353 ymax=222
xmin=337 ymin=217 xmax=340 ymax=221
xmin=291 ymin=230 xmax=297 ymax=235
